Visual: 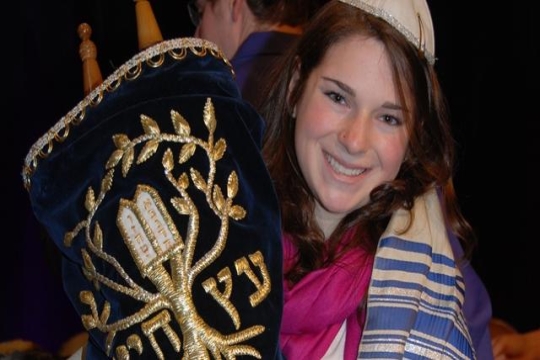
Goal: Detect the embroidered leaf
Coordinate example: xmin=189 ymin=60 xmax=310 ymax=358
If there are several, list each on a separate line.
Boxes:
xmin=85 ymin=187 xmax=96 ymax=212
xmin=82 ymin=250 xmax=94 ymax=276
xmin=227 ymin=171 xmax=238 ymax=198
xmin=106 ymin=149 xmax=123 ymax=169
xmin=163 ymin=148 xmax=174 ymax=172
xmin=213 ymin=185 xmax=225 ymax=212
xmin=171 ymin=197 xmax=190 ymax=215
xmin=101 ymin=169 xmax=114 ymax=193
xmin=113 ymin=134 xmax=130 ymax=149
xmin=178 ymin=173 xmax=189 ymax=189
xmin=81 ymin=314 xmax=97 ymax=330
xmin=79 ymin=290 xmax=94 ymax=306
xmin=137 ymin=139 xmax=159 ymax=164
xmin=213 ymin=138 xmax=226 ymax=161
xmin=64 ymin=231 xmax=75 ymax=247
xmin=122 ymin=147 xmax=134 ymax=177
xmin=105 ymin=332 xmax=117 ymax=356
xmin=93 ymin=223 xmax=103 ymax=251
xmin=191 ymin=168 xmax=207 ymax=192
xmin=171 ymin=109 xmax=191 ymax=136
xmin=81 ymin=267 xmax=93 ymax=286
xmin=140 ymin=114 xmax=160 ymax=136
xmin=229 ymin=205 xmax=246 ymax=220
xmin=99 ymin=302 xmax=111 ymax=323
xmin=203 ymin=98 xmax=216 ymax=135
xmin=179 ymin=143 xmax=196 ymax=164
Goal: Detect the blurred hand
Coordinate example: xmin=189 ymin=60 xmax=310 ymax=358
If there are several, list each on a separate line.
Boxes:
xmin=492 ymin=328 xmax=540 ymax=360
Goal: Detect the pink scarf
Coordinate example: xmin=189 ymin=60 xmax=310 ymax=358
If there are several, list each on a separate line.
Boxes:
xmin=280 ymin=230 xmax=374 ymax=360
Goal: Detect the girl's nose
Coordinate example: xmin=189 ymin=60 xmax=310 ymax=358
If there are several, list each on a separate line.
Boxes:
xmin=338 ymin=114 xmax=370 ymax=154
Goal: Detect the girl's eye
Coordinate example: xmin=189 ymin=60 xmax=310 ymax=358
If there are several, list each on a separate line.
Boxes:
xmin=381 ymin=114 xmax=403 ymax=126
xmin=326 ymin=91 xmax=347 ymax=105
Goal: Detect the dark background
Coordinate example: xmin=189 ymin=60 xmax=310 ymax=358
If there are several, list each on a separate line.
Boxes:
xmin=7 ymin=0 xmax=537 ymax=353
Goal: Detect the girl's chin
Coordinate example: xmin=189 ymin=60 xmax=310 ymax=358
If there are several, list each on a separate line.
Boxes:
xmin=320 ymin=200 xmax=364 ymax=215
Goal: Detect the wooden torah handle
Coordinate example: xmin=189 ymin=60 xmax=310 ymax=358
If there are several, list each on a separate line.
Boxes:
xmin=134 ymin=0 xmax=163 ymax=50
xmin=77 ymin=23 xmax=103 ymax=96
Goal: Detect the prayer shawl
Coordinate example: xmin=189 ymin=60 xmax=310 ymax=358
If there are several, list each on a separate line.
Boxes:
xmin=359 ymin=188 xmax=476 ymax=359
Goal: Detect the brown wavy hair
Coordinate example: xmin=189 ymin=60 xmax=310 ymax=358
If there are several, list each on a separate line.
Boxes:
xmin=260 ymin=1 xmax=476 ymax=285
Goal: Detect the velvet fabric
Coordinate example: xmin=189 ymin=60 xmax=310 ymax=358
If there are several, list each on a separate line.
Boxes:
xmin=23 ymin=38 xmax=283 ymax=359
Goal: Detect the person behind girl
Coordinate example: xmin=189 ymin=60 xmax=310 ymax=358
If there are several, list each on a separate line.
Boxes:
xmin=188 ymin=0 xmax=328 ymax=109
xmin=261 ymin=0 xmax=481 ymax=358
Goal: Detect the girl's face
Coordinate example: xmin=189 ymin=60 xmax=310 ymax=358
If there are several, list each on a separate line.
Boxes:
xmin=292 ymin=35 xmax=409 ymax=234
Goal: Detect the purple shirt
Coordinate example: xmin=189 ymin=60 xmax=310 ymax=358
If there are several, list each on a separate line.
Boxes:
xmin=231 ymin=31 xmax=298 ymax=109
xmin=449 ymin=231 xmax=494 ymax=359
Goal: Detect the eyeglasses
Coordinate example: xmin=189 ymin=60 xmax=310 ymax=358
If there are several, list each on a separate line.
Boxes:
xmin=187 ymin=0 xmax=202 ymax=27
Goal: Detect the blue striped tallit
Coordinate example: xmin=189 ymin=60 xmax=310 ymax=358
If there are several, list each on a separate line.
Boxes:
xmin=358 ymin=189 xmax=476 ymax=359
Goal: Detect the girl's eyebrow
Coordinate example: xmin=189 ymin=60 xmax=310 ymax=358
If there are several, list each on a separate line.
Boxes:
xmin=382 ymin=102 xmax=404 ymax=111
xmin=321 ymin=76 xmax=355 ymax=97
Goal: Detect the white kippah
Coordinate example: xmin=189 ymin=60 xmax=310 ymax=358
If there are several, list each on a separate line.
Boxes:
xmin=338 ymin=0 xmax=436 ymax=64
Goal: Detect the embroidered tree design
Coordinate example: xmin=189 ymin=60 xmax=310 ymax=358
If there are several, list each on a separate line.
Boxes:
xmin=63 ymin=98 xmax=270 ymax=359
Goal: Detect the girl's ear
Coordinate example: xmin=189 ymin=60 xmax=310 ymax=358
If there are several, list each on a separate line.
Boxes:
xmin=231 ymin=0 xmax=243 ymax=22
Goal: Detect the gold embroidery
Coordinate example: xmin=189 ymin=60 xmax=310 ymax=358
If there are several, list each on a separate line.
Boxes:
xmin=126 ymin=334 xmax=143 ymax=355
xmin=202 ymin=268 xmax=241 ymax=329
xmin=124 ymin=62 xmax=143 ymax=81
xmin=115 ymin=345 xmax=129 ymax=360
xmin=88 ymin=90 xmax=104 ymax=107
xmin=60 ymin=99 xmax=268 ymax=358
xmin=22 ymin=38 xmax=232 ymax=191
xmin=117 ymin=186 xmax=183 ymax=277
xmin=169 ymin=47 xmax=188 ymax=60
xmin=115 ymin=334 xmax=144 ymax=360
xmin=141 ymin=310 xmax=181 ymax=359
xmin=235 ymin=251 xmax=271 ymax=307
xmin=146 ymin=53 xmax=165 ymax=68
xmin=54 ymin=124 xmax=70 ymax=142
xmin=106 ymin=77 xmax=122 ymax=92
